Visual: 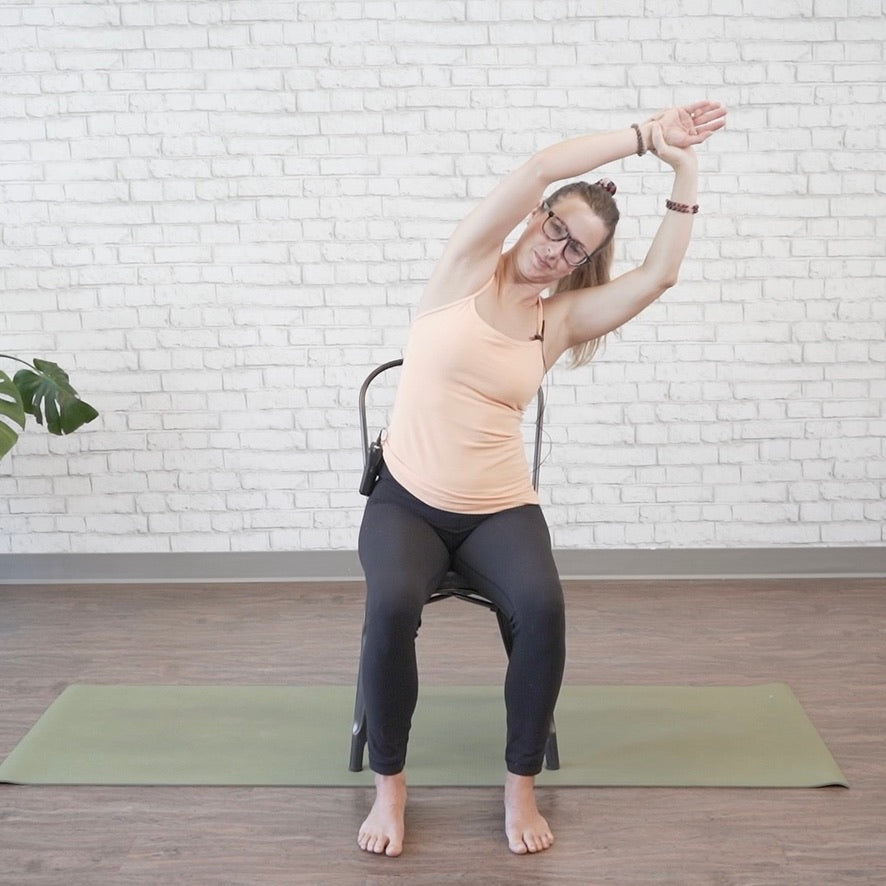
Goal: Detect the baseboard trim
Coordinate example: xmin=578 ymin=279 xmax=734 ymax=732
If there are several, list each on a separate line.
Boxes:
xmin=1 ymin=547 xmax=884 ymax=585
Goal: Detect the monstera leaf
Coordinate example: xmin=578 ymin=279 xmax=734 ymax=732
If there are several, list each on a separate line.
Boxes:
xmin=0 ymin=357 xmax=99 ymax=460
xmin=0 ymin=370 xmax=27 ymax=459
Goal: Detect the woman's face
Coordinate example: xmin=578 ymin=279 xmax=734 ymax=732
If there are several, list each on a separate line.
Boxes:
xmin=521 ymin=194 xmax=609 ymax=283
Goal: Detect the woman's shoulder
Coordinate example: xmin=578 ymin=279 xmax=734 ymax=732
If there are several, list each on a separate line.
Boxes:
xmin=418 ymin=262 xmax=497 ymax=314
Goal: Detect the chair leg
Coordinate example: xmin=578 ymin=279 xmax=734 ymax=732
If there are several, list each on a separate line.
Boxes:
xmin=348 ymin=624 xmax=368 ymax=772
xmin=545 ymin=717 xmax=560 ymax=770
xmin=349 ymin=710 xmax=367 ymax=773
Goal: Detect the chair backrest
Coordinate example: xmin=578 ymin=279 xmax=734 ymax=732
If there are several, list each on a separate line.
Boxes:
xmin=358 ymin=358 xmax=546 ymax=491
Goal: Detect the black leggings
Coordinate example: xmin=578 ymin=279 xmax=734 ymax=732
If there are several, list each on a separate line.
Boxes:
xmin=357 ymin=464 xmax=565 ymax=777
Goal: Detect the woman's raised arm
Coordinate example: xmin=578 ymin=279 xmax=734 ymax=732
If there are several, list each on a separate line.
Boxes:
xmin=553 ymin=123 xmax=707 ymax=350
xmin=424 ymin=101 xmax=726 ymax=305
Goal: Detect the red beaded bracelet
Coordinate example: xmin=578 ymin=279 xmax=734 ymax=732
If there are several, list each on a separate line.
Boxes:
xmin=666 ymin=199 xmax=699 ymax=214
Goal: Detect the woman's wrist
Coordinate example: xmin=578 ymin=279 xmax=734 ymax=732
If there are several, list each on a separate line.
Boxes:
xmin=640 ymin=121 xmax=654 ymax=155
xmin=630 ymin=123 xmax=645 ymax=156
xmin=665 ymin=198 xmax=699 ymax=214
xmin=668 ymin=149 xmax=699 ymax=175
xmin=630 ymin=121 xmax=655 ymax=157
xmin=667 ymin=158 xmax=699 ymax=209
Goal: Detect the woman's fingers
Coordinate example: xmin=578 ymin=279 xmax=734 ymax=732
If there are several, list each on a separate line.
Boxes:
xmin=688 ymin=103 xmax=728 ymax=128
xmin=685 ymin=99 xmax=724 ymax=117
xmin=695 ymin=115 xmax=727 ymax=137
xmin=671 ymin=103 xmax=727 ymax=145
xmin=648 ymin=101 xmax=727 ymax=148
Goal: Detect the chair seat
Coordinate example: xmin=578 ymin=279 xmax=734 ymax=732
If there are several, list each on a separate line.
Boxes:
xmin=429 ymin=571 xmax=498 ymax=611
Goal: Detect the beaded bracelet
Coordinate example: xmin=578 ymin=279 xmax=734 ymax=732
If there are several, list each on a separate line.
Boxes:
xmin=665 ymin=198 xmax=699 ymax=214
xmin=630 ymin=123 xmax=646 ymax=157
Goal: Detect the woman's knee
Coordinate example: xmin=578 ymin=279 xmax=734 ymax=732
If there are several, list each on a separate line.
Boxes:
xmin=365 ymin=576 xmax=426 ymax=627
xmin=364 ymin=556 xmax=450 ymax=640
xmin=508 ymin=579 xmax=565 ymax=640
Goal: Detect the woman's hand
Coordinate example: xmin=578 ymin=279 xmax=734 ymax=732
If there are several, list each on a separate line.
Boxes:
xmin=648 ymin=121 xmax=698 ymax=170
xmin=646 ymin=101 xmax=727 ymax=149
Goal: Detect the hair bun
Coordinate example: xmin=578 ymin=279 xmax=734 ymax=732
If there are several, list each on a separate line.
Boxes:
xmin=594 ymin=178 xmax=617 ymax=196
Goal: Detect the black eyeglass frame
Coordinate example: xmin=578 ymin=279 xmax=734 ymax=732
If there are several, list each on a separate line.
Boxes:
xmin=540 ymin=201 xmax=592 ymax=267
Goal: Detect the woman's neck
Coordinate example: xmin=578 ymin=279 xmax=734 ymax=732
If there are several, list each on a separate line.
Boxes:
xmin=496 ymin=251 xmax=546 ymax=308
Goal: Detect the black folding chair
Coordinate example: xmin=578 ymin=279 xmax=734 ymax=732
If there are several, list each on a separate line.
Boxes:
xmin=349 ymin=358 xmax=559 ymax=772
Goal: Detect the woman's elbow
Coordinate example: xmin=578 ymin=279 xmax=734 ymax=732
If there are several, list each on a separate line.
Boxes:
xmin=528 ymin=150 xmax=559 ymax=189
xmin=643 ymin=271 xmax=677 ymax=297
xmin=640 ymin=259 xmax=680 ymax=294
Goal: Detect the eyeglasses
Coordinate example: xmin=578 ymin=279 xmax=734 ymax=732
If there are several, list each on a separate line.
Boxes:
xmin=541 ymin=201 xmax=591 ymax=267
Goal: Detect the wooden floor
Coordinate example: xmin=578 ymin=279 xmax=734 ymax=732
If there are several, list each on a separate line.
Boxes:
xmin=1 ymin=577 xmax=884 ymax=885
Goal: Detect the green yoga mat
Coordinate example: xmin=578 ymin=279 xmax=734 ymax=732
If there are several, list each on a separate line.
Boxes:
xmin=0 ymin=683 xmax=846 ymax=788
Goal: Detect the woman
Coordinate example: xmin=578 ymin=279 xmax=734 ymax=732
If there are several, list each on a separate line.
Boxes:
xmin=357 ymin=101 xmax=728 ymax=857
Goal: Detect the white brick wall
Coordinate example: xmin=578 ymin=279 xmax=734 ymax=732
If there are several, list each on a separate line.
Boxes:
xmin=1 ymin=0 xmax=884 ymax=554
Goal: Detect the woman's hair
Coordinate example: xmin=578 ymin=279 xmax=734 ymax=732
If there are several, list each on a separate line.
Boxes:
xmin=546 ymin=180 xmax=619 ymax=368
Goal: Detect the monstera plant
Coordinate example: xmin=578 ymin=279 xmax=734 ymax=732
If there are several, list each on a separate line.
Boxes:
xmin=0 ymin=355 xmax=99 ymax=460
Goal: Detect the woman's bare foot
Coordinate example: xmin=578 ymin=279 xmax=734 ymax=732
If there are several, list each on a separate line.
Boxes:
xmin=504 ymin=772 xmax=554 ymax=855
xmin=358 ymin=772 xmax=407 ymax=857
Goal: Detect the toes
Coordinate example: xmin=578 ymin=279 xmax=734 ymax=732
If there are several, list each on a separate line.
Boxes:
xmin=508 ymin=828 xmax=554 ymax=854
xmin=358 ymin=829 xmax=402 ymax=857
xmin=357 ymin=831 xmax=383 ymax=854
xmin=528 ymin=838 xmax=550 ymax=854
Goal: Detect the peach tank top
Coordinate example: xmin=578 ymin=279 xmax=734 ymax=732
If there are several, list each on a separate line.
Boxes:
xmin=383 ymin=279 xmax=546 ymax=514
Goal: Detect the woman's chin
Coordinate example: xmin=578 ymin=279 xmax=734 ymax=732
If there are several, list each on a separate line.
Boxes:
xmin=527 ymin=252 xmax=555 ymax=281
